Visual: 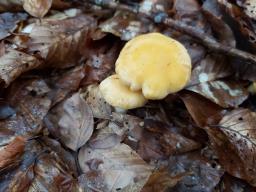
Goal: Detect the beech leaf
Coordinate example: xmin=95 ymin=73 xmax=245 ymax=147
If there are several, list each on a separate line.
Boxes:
xmin=23 ymin=0 xmax=52 ymax=18
xmin=58 ymin=93 xmax=94 ymax=151
xmin=78 ymin=143 xmax=153 ymax=192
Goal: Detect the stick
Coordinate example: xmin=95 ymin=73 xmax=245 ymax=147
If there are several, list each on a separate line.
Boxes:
xmin=87 ymin=0 xmax=256 ymax=65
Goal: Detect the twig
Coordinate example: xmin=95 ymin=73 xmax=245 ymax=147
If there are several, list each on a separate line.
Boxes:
xmin=87 ymin=0 xmax=256 ymax=65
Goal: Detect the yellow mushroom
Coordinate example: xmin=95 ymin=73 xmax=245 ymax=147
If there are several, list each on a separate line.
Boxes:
xmin=115 ymin=32 xmax=192 ymax=100
xmin=248 ymin=82 xmax=256 ymax=94
xmin=99 ymin=74 xmax=147 ymax=110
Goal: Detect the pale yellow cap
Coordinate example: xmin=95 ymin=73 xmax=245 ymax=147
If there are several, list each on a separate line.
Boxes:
xmin=116 ymin=33 xmax=192 ymax=100
xmin=99 ymin=75 xmax=147 ymax=109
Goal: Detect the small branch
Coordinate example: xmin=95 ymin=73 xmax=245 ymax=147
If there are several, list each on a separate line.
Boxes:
xmin=87 ymin=0 xmax=256 ymax=66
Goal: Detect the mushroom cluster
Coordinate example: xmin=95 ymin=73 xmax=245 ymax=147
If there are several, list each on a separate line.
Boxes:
xmin=99 ymin=33 xmax=192 ymax=110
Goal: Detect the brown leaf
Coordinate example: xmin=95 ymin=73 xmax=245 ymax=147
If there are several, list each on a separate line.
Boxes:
xmin=79 ymin=143 xmax=153 ymax=192
xmin=82 ymin=84 xmax=112 ymax=119
xmin=207 ymin=108 xmax=256 ymax=186
xmin=25 ymin=14 xmax=96 ymax=68
xmin=141 ymin=169 xmax=184 ymax=192
xmin=167 ymin=151 xmax=224 ymax=192
xmin=0 ymin=12 xmax=27 ymax=40
xmin=202 ymin=0 xmax=236 ymax=47
xmin=187 ymin=80 xmax=248 ymax=108
xmin=0 ymin=136 xmax=26 ymax=169
xmin=180 ymin=91 xmax=224 ymax=127
xmin=0 ymin=1 xmax=23 ymax=12
xmin=51 ymin=92 xmax=94 ymax=151
xmin=126 ymin=119 xmax=201 ymax=161
xmin=100 ymin=11 xmax=153 ymax=40
xmin=23 ymin=0 xmax=52 ymax=18
xmin=0 ymin=49 xmax=42 ymax=86
xmin=0 ymin=78 xmax=51 ymax=135
xmin=46 ymin=65 xmax=85 ymax=106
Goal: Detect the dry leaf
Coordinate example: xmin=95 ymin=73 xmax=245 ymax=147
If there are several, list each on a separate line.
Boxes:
xmin=58 ymin=92 xmax=94 ymax=151
xmin=207 ymin=108 xmax=256 ymax=186
xmin=0 ymin=136 xmax=26 ymax=169
xmin=82 ymin=84 xmax=112 ymax=119
xmin=25 ymin=14 xmax=96 ymax=68
xmin=23 ymin=0 xmax=52 ymax=18
xmin=0 ymin=49 xmax=42 ymax=86
xmin=79 ymin=143 xmax=153 ymax=192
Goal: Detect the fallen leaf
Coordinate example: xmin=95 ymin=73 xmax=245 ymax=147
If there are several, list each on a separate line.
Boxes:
xmin=49 ymin=92 xmax=94 ymax=151
xmin=0 ymin=49 xmax=42 ymax=86
xmin=23 ymin=0 xmax=52 ymax=18
xmin=82 ymin=84 xmax=112 ymax=119
xmin=167 ymin=151 xmax=224 ymax=192
xmin=0 ymin=12 xmax=27 ymax=40
xmin=79 ymin=143 xmax=153 ymax=192
xmin=100 ymin=11 xmax=153 ymax=40
xmin=0 ymin=136 xmax=26 ymax=170
xmin=207 ymin=108 xmax=256 ymax=186
xmin=0 ymin=78 xmax=51 ymax=135
xmin=141 ymin=169 xmax=184 ymax=192
xmin=25 ymin=14 xmax=96 ymax=68
xmin=180 ymin=91 xmax=224 ymax=127
xmin=187 ymin=80 xmax=248 ymax=108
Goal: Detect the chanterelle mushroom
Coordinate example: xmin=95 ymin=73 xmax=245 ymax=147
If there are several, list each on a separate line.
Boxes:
xmin=99 ymin=74 xmax=147 ymax=109
xmin=115 ymin=32 xmax=192 ymax=100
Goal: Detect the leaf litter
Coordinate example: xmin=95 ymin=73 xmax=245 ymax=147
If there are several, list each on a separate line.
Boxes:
xmin=0 ymin=0 xmax=256 ymax=191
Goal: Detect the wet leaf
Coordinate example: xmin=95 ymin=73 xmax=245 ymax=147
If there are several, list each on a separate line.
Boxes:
xmin=207 ymin=108 xmax=256 ymax=186
xmin=180 ymin=91 xmax=225 ymax=127
xmin=79 ymin=143 xmax=153 ymax=192
xmin=167 ymin=151 xmax=224 ymax=192
xmin=187 ymin=80 xmax=248 ymax=108
xmin=23 ymin=0 xmax=52 ymax=18
xmin=0 ymin=12 xmax=27 ymax=40
xmin=0 ymin=78 xmax=51 ymax=135
xmin=0 ymin=49 xmax=42 ymax=86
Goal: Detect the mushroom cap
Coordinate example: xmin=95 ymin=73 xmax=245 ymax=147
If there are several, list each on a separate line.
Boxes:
xmin=99 ymin=74 xmax=147 ymax=109
xmin=115 ymin=33 xmax=192 ymax=100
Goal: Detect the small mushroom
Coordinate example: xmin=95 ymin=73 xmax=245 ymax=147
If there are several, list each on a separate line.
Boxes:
xmin=115 ymin=32 xmax=192 ymax=100
xmin=99 ymin=75 xmax=147 ymax=110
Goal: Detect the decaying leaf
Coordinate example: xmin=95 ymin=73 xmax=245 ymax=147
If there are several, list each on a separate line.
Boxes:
xmin=0 ymin=136 xmax=26 ymax=170
xmin=82 ymin=84 xmax=112 ymax=119
xmin=58 ymin=93 xmax=94 ymax=151
xmin=23 ymin=0 xmax=52 ymax=18
xmin=187 ymin=80 xmax=248 ymax=108
xmin=180 ymin=91 xmax=224 ymax=127
xmin=24 ymin=14 xmax=96 ymax=68
xmin=207 ymin=108 xmax=256 ymax=186
xmin=79 ymin=143 xmax=153 ymax=192
xmin=126 ymin=119 xmax=201 ymax=161
xmin=141 ymin=169 xmax=184 ymax=192
xmin=100 ymin=11 xmax=153 ymax=40
xmin=0 ymin=12 xmax=27 ymax=40
xmin=0 ymin=49 xmax=42 ymax=86
xmin=0 ymin=78 xmax=51 ymax=135
xmin=167 ymin=151 xmax=224 ymax=192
